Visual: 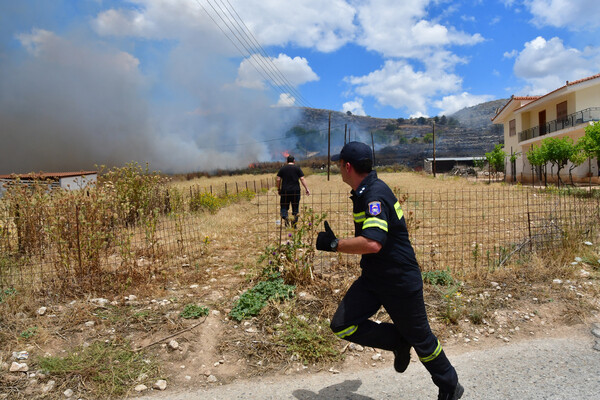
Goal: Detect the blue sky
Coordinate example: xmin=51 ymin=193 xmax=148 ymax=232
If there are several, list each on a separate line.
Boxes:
xmin=1 ymin=0 xmax=599 ymax=172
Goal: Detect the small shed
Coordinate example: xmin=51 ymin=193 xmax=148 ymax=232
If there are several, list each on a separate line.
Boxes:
xmin=424 ymin=157 xmax=480 ymax=174
xmin=0 ymin=171 xmax=97 ymax=197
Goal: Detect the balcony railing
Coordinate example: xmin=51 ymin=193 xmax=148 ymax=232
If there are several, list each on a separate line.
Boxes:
xmin=518 ymin=107 xmax=600 ymax=142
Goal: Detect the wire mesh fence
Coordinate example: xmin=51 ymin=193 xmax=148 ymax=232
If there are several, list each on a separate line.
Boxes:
xmin=0 ymin=176 xmax=275 ymax=292
xmin=255 ymin=187 xmax=600 ymax=280
xmin=1 ymin=183 xmax=599 ymax=291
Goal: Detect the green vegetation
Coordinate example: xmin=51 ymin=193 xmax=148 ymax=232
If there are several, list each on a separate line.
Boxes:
xmin=19 ymin=326 xmax=38 ymax=339
xmin=422 ymin=268 xmax=455 ymax=286
xmin=38 ymin=341 xmax=160 ymax=398
xmin=0 ymin=288 xmax=16 ymax=303
xmin=229 ymin=274 xmax=295 ymax=321
xmin=180 ymin=304 xmax=209 ymax=319
xmin=525 ymin=123 xmax=600 ymax=186
xmin=277 ymin=315 xmax=340 ymax=364
xmin=485 ymin=144 xmax=506 ymax=179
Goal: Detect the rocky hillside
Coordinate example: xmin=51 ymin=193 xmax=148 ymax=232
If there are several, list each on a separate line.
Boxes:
xmin=289 ymin=99 xmax=508 ymax=168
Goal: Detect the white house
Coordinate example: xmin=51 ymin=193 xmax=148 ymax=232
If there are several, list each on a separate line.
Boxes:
xmin=492 ymin=73 xmax=600 ymax=184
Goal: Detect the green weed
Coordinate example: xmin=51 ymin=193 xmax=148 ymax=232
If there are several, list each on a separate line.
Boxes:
xmin=19 ymin=326 xmax=38 ymax=339
xmin=229 ymin=274 xmax=295 ymax=321
xmin=0 ymin=287 xmax=16 ymax=303
xmin=422 ymin=267 xmax=454 ymax=286
xmin=438 ymin=285 xmax=463 ymax=324
xmin=38 ymin=340 xmax=160 ymax=398
xmin=180 ymin=304 xmax=209 ymax=319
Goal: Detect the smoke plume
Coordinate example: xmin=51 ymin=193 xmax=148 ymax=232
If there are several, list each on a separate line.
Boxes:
xmin=0 ymin=27 xmax=300 ymax=174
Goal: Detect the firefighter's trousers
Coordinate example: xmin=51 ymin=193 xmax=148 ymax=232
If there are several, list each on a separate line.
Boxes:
xmin=330 ymin=276 xmax=458 ymax=393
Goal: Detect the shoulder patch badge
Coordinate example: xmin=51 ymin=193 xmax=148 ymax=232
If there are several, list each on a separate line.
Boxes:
xmin=368 ymin=201 xmax=382 ymax=216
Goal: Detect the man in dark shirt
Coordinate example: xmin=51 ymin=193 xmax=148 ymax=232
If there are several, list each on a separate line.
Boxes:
xmin=276 ymin=155 xmax=310 ymax=227
xmin=316 ymin=142 xmax=463 ymax=400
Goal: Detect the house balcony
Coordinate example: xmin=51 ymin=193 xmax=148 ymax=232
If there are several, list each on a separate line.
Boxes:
xmin=518 ymin=107 xmax=600 ymax=142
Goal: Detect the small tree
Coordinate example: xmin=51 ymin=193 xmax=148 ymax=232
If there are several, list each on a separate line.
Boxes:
xmin=526 ymin=145 xmax=545 ymax=184
xmin=540 ymin=137 xmax=574 ymax=187
xmin=568 ymin=141 xmax=588 ymax=185
xmin=423 ymin=132 xmax=434 ymax=144
xmin=582 ymin=122 xmax=600 ymax=176
xmin=485 ymin=144 xmax=506 ymax=181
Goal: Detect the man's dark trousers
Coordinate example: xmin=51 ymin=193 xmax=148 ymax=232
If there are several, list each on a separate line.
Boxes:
xmin=330 ymin=276 xmax=458 ymax=392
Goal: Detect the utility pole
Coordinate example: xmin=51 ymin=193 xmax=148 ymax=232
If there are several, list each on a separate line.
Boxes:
xmin=432 ymin=121 xmax=436 ymax=177
xmin=327 ymin=111 xmax=331 ymax=181
xmin=344 ymin=124 xmax=347 ymax=145
xmin=371 ymin=131 xmax=376 ymax=166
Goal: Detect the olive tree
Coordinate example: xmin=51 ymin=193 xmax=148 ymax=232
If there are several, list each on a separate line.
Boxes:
xmin=526 ymin=145 xmax=546 ymax=184
xmin=581 ymin=122 xmax=600 ymax=176
xmin=540 ymin=137 xmax=574 ymax=187
xmin=485 ymin=144 xmax=506 ymax=182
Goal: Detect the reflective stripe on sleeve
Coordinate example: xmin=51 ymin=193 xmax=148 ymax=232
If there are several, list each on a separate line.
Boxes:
xmin=419 ymin=339 xmax=442 ymax=363
xmin=353 ymin=211 xmax=366 ymax=223
xmin=394 ymin=201 xmax=404 ymax=220
xmin=362 ymin=217 xmax=388 ymax=232
xmin=334 ymin=325 xmax=358 ymax=338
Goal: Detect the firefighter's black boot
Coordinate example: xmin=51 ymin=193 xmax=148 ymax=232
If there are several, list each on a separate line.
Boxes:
xmin=438 ymin=382 xmax=464 ymax=400
xmin=393 ymin=345 xmax=411 ymax=373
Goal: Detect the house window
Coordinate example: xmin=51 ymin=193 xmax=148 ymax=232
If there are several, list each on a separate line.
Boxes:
xmin=509 ymin=119 xmax=516 ymax=136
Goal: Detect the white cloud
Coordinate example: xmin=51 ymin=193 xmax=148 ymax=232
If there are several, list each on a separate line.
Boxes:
xmin=526 ymin=0 xmax=600 ymax=29
xmin=342 ymin=98 xmax=366 ymax=116
xmin=230 ymin=0 xmax=357 ymax=52
xmin=236 ymin=53 xmax=318 ymax=89
xmin=513 ymin=36 xmax=597 ymax=94
xmin=274 ymin=93 xmax=296 ymax=107
xmin=345 ymin=60 xmax=462 ymax=115
xmin=433 ymin=92 xmax=494 ymax=116
xmin=93 ymin=1 xmax=207 ymax=39
xmin=354 ymin=0 xmax=483 ymax=59
xmin=503 ymin=49 xmax=518 ymax=59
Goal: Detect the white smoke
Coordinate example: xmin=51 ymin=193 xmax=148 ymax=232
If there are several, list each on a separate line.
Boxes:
xmin=0 ymin=23 xmax=302 ymax=174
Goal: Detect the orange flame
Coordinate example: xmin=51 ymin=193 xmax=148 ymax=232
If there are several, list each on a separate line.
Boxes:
xmin=281 ymin=150 xmax=290 ymax=158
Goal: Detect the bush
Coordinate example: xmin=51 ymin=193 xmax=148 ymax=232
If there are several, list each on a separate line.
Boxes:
xmin=229 ymin=274 xmax=295 ymax=321
xmin=422 ymin=267 xmax=454 ymax=286
xmin=180 ymin=304 xmax=209 ymax=319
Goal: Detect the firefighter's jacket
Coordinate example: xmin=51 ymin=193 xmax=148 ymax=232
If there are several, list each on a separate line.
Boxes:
xmin=350 ymin=170 xmax=423 ymax=294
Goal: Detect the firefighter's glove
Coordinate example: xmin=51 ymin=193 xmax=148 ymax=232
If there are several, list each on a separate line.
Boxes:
xmin=316 ymin=221 xmax=338 ymax=252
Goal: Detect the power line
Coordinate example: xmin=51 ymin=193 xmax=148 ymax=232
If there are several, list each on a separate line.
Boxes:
xmin=194 ymin=0 xmax=285 ymax=99
xmin=218 ymin=0 xmax=314 ymax=108
xmin=195 ymin=0 xmax=313 ymax=108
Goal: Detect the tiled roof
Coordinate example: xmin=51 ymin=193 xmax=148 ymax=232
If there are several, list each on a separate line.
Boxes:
xmin=491 ymin=96 xmax=540 ymax=122
xmin=492 ymin=72 xmax=600 ymax=121
xmin=515 ymin=73 xmax=600 ymax=111
xmin=0 ymin=171 xmax=97 ymax=180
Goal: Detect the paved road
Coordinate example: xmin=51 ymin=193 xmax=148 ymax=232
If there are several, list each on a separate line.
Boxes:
xmin=139 ymin=325 xmax=600 ymax=400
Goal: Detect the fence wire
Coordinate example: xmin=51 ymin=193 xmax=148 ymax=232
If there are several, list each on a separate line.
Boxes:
xmin=255 ymin=187 xmax=600 ymax=279
xmin=1 ymin=185 xmax=599 ymax=290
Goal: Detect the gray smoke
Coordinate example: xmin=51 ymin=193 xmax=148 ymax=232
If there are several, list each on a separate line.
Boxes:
xmin=0 ymin=28 xmax=300 ymax=174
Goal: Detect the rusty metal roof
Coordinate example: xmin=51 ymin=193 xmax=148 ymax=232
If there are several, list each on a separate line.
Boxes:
xmin=0 ymin=171 xmax=97 ymax=180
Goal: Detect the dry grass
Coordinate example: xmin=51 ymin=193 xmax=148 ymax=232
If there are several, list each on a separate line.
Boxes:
xmin=1 ymin=169 xmax=599 ymax=398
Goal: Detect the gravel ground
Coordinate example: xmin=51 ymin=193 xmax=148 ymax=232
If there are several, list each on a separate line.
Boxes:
xmin=138 ymin=324 xmax=600 ymax=400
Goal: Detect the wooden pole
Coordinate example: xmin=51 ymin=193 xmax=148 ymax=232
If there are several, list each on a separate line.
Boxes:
xmin=432 ymin=122 xmax=436 ymax=177
xmin=344 ymin=124 xmax=347 ymax=145
xmin=327 ymin=111 xmax=331 ymax=181
xmin=371 ymin=131 xmax=376 ymax=166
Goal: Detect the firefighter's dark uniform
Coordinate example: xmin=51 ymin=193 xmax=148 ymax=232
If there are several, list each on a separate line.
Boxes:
xmin=330 ymin=170 xmax=458 ymax=393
